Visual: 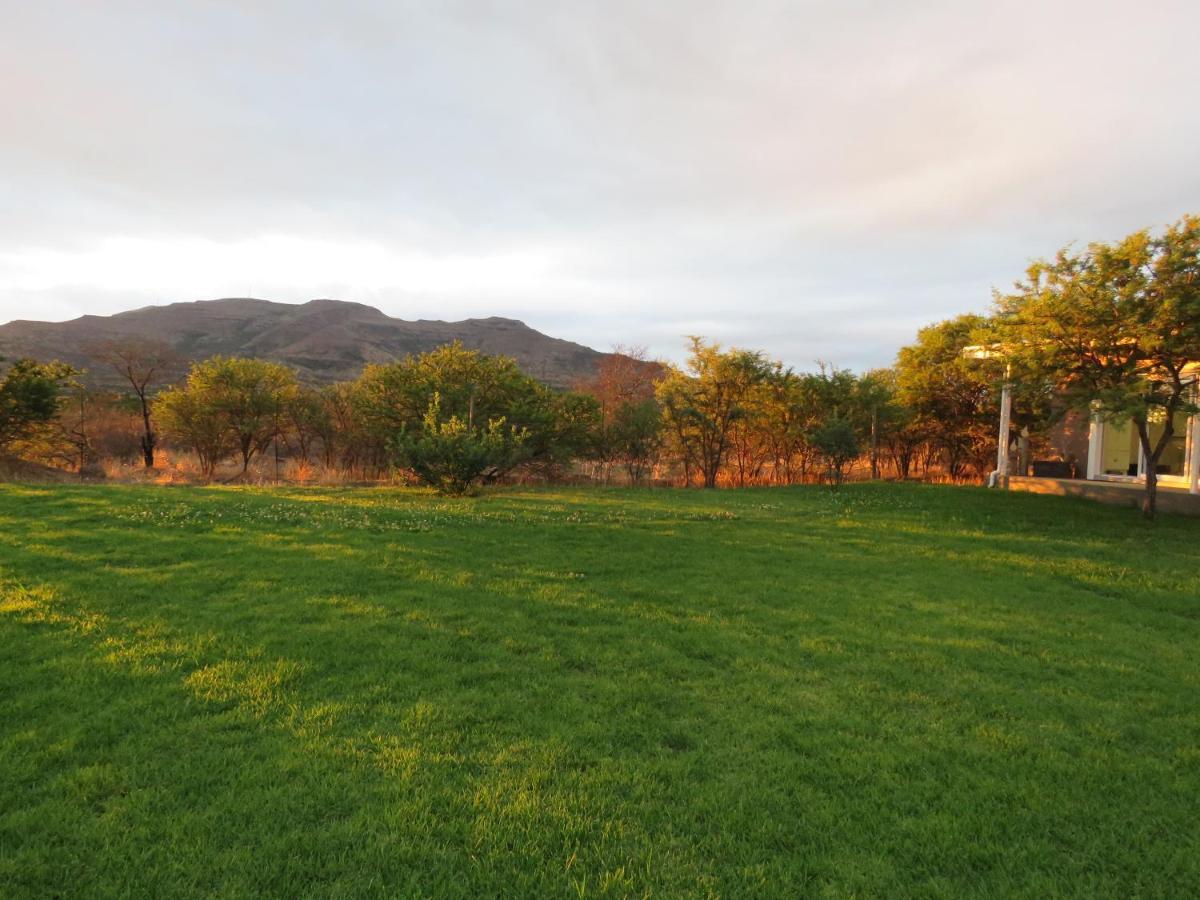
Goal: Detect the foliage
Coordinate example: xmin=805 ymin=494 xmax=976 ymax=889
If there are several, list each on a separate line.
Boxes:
xmin=808 ymin=416 xmax=860 ymax=485
xmin=284 ymin=387 xmax=332 ymax=463
xmin=752 ymin=366 xmax=821 ymax=484
xmin=2 ymin=483 xmax=1199 ymax=896
xmin=611 ymin=399 xmax=663 ymax=483
xmin=0 ymin=358 xmax=75 ymax=451
xmin=357 ymin=343 xmax=590 ymax=485
xmin=576 ymin=346 xmax=663 ymax=482
xmin=33 ymin=386 xmax=144 ymax=474
xmin=391 ymin=393 xmax=530 ymax=494
xmin=657 ymin=337 xmax=774 ymax=487
xmin=894 ymin=315 xmax=998 ymax=479
xmin=993 ymin=214 xmax=1200 ymax=518
xmin=156 ymin=356 xmax=299 ymax=478
xmin=155 ymin=383 xmax=235 ymax=479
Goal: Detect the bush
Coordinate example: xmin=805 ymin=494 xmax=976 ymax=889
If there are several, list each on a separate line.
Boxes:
xmin=391 ymin=394 xmax=529 ymax=495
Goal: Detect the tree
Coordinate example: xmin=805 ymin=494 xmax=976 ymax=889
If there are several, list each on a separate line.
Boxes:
xmin=576 ymin=345 xmax=663 ymax=483
xmin=540 ymin=391 xmax=602 ymax=477
xmin=868 ymin=369 xmax=923 ymax=479
xmin=809 ymin=417 xmax=859 ymax=486
xmin=894 ymin=316 xmax=997 ymax=479
xmin=0 ymin=358 xmax=74 ymax=452
xmin=357 ymin=343 xmax=543 ymax=435
xmin=316 ymin=382 xmax=384 ymax=475
xmin=726 ymin=375 xmax=773 ymax=487
xmin=993 ymin=214 xmax=1200 ymax=519
xmin=285 ymin=386 xmax=331 ymax=462
xmin=155 ymin=357 xmax=299 ymax=479
xmin=656 ymin=338 xmax=773 ymax=488
xmin=356 ymin=343 xmax=572 ymax=484
xmin=611 ymin=399 xmax=664 ymax=484
xmin=155 ymin=385 xmax=234 ymax=479
xmin=754 ymin=369 xmax=825 ymax=483
xmin=86 ymin=338 xmax=181 ymax=468
xmin=212 ymin=358 xmax=299 ymax=475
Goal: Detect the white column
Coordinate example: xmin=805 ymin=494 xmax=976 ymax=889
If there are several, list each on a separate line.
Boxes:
xmin=1189 ymin=414 xmax=1200 ymax=495
xmin=1086 ymin=412 xmax=1103 ymax=480
xmin=996 ymin=377 xmax=1012 ymax=482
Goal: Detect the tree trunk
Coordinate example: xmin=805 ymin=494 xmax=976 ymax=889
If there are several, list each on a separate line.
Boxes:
xmin=869 ymin=407 xmax=878 ymax=480
xmin=1136 ymin=420 xmax=1158 ymax=521
xmin=139 ymin=395 xmax=155 ymax=468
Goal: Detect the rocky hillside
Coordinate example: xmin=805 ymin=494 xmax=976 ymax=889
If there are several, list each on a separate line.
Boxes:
xmin=0 ymin=298 xmax=612 ymax=389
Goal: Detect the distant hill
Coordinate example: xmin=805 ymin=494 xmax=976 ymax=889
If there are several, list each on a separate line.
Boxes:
xmin=0 ymin=298 xmax=615 ymax=389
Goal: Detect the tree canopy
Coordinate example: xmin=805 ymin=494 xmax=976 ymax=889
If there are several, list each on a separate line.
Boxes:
xmin=993 ymin=214 xmax=1200 ymax=517
xmin=0 ymin=358 xmax=75 ymax=452
xmin=156 ymin=356 xmax=299 ymax=479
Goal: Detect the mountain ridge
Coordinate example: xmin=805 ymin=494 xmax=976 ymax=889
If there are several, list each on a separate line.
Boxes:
xmin=0 ymin=298 xmax=613 ymax=389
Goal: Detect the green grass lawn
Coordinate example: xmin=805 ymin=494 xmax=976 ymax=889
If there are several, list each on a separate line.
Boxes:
xmin=1 ymin=482 xmax=1198 ymax=898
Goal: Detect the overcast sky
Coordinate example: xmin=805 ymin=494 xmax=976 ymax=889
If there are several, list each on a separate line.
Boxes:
xmin=2 ymin=1 xmax=1198 ymax=370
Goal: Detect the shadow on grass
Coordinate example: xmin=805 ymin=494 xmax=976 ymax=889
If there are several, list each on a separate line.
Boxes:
xmin=2 ymin=483 xmax=1199 ymax=895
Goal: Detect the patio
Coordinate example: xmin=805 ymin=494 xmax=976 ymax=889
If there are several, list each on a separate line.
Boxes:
xmin=1008 ymin=475 xmax=1200 ymax=516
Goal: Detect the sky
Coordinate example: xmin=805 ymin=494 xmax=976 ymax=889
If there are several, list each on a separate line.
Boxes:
xmin=2 ymin=0 xmax=1198 ymax=371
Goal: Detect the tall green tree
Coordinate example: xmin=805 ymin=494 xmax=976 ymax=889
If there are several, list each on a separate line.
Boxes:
xmin=809 ymin=417 xmax=860 ymax=486
xmin=611 ymin=399 xmax=663 ymax=484
xmin=894 ymin=315 xmax=997 ymax=479
xmin=0 ymin=358 xmax=75 ymax=453
xmin=156 ymin=356 xmax=299 ymax=478
xmin=753 ymin=367 xmax=815 ymax=484
xmin=993 ymin=214 xmax=1200 ymax=519
xmin=656 ymin=338 xmax=773 ymax=488
xmin=155 ymin=385 xmax=233 ymax=479
xmin=867 ymin=368 xmax=924 ymax=479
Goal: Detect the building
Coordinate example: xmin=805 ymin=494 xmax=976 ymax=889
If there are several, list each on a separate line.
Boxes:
xmin=968 ymin=346 xmax=1200 ymax=498
xmin=1083 ymin=397 xmax=1199 ymax=494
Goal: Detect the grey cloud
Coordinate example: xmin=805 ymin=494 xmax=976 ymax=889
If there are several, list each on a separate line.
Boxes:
xmin=2 ymin=0 xmax=1198 ymax=370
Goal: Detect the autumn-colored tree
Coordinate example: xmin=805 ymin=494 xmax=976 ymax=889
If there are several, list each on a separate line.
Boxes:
xmin=576 ymin=346 xmax=663 ymax=482
xmin=86 ymin=337 xmax=182 ymax=468
xmin=656 ymin=338 xmax=773 ymax=488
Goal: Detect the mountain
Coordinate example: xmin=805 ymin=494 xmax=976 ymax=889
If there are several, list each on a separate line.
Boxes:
xmin=0 ymin=298 xmax=613 ymax=389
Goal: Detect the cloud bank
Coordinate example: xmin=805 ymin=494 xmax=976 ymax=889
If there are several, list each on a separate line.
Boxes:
xmin=2 ymin=0 xmax=1198 ymax=369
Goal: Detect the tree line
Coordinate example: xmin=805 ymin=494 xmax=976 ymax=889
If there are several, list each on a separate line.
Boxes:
xmin=2 ymin=214 xmax=1194 ymax=510
xmin=0 ymin=332 xmax=1009 ymax=493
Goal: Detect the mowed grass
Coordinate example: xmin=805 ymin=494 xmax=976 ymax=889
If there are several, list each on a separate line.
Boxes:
xmin=1 ymin=483 xmax=1198 ymax=898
